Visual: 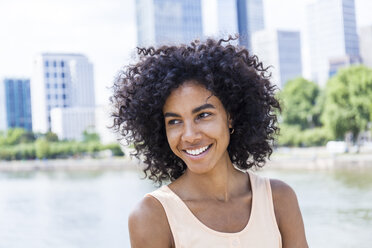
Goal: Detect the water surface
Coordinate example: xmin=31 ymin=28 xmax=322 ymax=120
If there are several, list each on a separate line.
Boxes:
xmin=0 ymin=168 xmax=371 ymax=248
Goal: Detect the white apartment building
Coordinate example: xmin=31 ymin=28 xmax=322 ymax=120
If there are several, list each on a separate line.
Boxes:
xmin=252 ymin=30 xmax=302 ymax=88
xmin=95 ymin=105 xmax=118 ymax=144
xmin=31 ymin=53 xmax=95 ymax=137
xmin=359 ymin=25 xmax=372 ymax=68
xmin=305 ymin=0 xmax=360 ymax=86
xmin=51 ymin=107 xmax=95 ymax=141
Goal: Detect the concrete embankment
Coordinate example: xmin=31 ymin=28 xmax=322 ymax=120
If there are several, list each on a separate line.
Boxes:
xmin=0 ymin=157 xmax=141 ymax=172
xmin=0 ymin=147 xmax=371 ymax=172
xmin=267 ymin=147 xmax=372 ymax=170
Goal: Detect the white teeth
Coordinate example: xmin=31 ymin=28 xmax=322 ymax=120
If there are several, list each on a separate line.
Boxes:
xmin=186 ymin=145 xmax=209 ymax=156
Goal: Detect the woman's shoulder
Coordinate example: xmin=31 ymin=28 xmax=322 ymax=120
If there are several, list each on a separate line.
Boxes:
xmin=269 ymin=178 xmax=297 ymax=201
xmin=269 ymin=178 xmax=308 ymax=247
xmin=128 ymin=192 xmax=173 ymax=247
xmin=269 ymin=178 xmax=299 ymax=220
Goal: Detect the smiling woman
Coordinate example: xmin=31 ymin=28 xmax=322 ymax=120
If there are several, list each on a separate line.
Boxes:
xmin=111 ymin=37 xmax=308 ymax=248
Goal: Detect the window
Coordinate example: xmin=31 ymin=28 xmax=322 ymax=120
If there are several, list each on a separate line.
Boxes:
xmin=61 ymin=72 xmax=65 ymax=78
xmin=45 ymin=61 xmax=49 ymax=67
xmin=55 ymin=94 xmax=58 ymax=99
xmin=62 ymin=83 xmax=66 ymax=89
xmin=54 ymin=72 xmax=57 ymax=78
xmin=46 ymin=72 xmax=49 ymax=78
xmin=53 ymin=61 xmax=57 ymax=67
xmin=63 ymin=94 xmax=66 ymax=99
xmin=61 ymin=61 xmax=64 ymax=67
xmin=47 ymin=94 xmax=51 ymax=100
xmin=46 ymin=83 xmax=50 ymax=89
xmin=54 ymin=84 xmax=58 ymax=89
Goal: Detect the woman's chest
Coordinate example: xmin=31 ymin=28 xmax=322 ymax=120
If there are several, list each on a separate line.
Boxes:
xmin=183 ymin=195 xmax=252 ymax=233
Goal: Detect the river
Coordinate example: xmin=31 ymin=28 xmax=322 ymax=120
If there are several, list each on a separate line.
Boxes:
xmin=0 ymin=167 xmax=371 ymax=248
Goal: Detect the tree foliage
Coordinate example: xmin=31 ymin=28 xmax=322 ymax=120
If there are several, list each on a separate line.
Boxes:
xmin=45 ymin=132 xmax=59 ymax=142
xmin=322 ymin=66 xmax=372 ymax=140
xmin=280 ymin=77 xmax=322 ymax=129
xmin=35 ymin=138 xmax=50 ymax=159
xmin=0 ymin=128 xmax=124 ymax=160
xmin=82 ymin=129 xmax=100 ymax=143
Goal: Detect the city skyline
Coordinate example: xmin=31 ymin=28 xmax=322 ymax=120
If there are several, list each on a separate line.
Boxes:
xmin=1 ymin=0 xmax=372 ymax=106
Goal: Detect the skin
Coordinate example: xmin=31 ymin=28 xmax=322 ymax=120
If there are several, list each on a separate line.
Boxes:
xmin=128 ymin=81 xmax=308 ymax=248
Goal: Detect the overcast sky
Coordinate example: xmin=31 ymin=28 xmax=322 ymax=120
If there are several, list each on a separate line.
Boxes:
xmin=1 ymin=0 xmax=372 ymax=105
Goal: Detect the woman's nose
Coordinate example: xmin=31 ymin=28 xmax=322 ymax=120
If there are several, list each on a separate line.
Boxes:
xmin=181 ymin=121 xmax=202 ymax=143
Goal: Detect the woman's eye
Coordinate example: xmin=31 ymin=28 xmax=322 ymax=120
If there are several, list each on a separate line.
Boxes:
xmin=168 ymin=119 xmax=181 ymax=125
xmin=198 ymin=112 xmax=211 ymax=119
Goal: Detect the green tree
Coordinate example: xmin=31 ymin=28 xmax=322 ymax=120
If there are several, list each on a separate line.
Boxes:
xmin=82 ymin=129 xmax=100 ymax=143
xmin=322 ymin=66 xmax=372 ymax=141
xmin=35 ymin=138 xmax=50 ymax=159
xmin=104 ymin=143 xmax=125 ymax=156
xmin=45 ymin=131 xmax=59 ymax=142
xmin=280 ymin=77 xmax=321 ymax=129
xmin=4 ymin=128 xmax=27 ymax=145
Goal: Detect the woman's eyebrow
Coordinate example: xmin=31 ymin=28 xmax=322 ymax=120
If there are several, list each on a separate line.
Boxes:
xmin=192 ymin=103 xmax=215 ymax=114
xmin=164 ymin=112 xmax=180 ymax=118
xmin=164 ymin=104 xmax=215 ymax=118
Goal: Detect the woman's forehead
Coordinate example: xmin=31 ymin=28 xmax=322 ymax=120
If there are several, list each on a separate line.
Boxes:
xmin=162 ymin=82 xmax=224 ymax=114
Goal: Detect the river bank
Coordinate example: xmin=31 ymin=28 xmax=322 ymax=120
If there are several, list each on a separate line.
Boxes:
xmin=0 ymin=147 xmax=372 ymax=172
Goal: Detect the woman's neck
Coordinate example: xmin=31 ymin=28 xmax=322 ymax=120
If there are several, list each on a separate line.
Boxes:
xmin=180 ymin=157 xmax=249 ymax=202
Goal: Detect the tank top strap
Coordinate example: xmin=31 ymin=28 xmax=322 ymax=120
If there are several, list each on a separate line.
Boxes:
xmin=247 ymin=170 xmax=281 ymax=245
xmin=146 ymin=185 xmax=196 ymax=247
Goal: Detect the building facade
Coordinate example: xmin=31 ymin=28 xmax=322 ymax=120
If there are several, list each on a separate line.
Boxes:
xmin=51 ymin=107 xmax=95 ymax=141
xmin=359 ymin=25 xmax=372 ymax=68
xmin=0 ymin=78 xmax=32 ymax=131
xmin=236 ymin=0 xmax=264 ymax=50
xmin=216 ymin=0 xmax=238 ymax=37
xmin=252 ymin=30 xmax=302 ymax=88
xmin=214 ymin=0 xmax=264 ymax=50
xmin=136 ymin=0 xmax=203 ymax=46
xmin=31 ymin=54 xmax=95 ymax=135
xmin=306 ymin=0 xmax=360 ymax=86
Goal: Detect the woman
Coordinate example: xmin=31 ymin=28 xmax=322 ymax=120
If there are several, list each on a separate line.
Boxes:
xmin=112 ymin=37 xmax=308 ymax=247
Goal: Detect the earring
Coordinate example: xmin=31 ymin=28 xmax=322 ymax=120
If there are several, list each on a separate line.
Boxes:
xmin=230 ymin=128 xmax=235 ymax=134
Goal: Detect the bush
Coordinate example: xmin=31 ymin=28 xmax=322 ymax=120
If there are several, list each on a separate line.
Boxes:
xmin=35 ymin=139 xmax=50 ymax=159
xmin=277 ymin=125 xmax=332 ymax=147
xmin=103 ymin=143 xmax=125 ymax=156
xmin=301 ymin=128 xmax=333 ymax=147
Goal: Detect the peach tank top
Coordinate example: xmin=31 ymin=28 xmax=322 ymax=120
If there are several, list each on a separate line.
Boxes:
xmin=147 ymin=171 xmax=282 ymax=248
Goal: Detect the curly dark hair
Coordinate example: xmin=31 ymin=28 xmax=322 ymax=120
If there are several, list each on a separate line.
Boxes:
xmin=111 ymin=37 xmax=280 ymax=184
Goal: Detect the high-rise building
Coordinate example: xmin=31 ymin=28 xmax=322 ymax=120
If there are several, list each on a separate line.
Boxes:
xmin=0 ymin=78 xmax=32 ymax=131
xmin=214 ymin=0 xmax=264 ymax=50
xmin=236 ymin=0 xmax=264 ymax=50
xmin=136 ymin=0 xmax=203 ymax=46
xmin=31 ymin=53 xmax=95 ymax=134
xmin=216 ymin=0 xmax=238 ymax=37
xmin=306 ymin=0 xmax=360 ymax=86
xmin=252 ymin=30 xmax=302 ymax=88
xmin=359 ymin=26 xmax=372 ymax=68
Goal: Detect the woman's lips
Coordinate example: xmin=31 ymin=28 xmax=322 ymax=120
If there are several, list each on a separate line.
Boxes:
xmin=183 ymin=144 xmax=212 ymax=159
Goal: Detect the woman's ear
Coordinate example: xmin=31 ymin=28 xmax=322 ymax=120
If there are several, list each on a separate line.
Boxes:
xmin=228 ymin=113 xmax=233 ymax=129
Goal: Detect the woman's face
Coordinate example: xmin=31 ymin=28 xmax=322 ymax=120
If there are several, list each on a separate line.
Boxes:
xmin=163 ymin=81 xmax=232 ymax=174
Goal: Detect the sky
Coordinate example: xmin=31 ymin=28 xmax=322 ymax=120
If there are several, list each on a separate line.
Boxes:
xmin=1 ymin=0 xmax=372 ymax=106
